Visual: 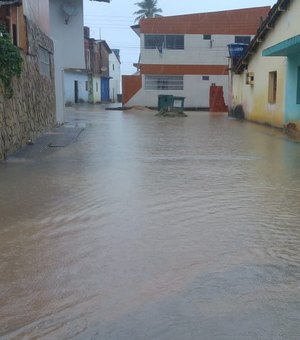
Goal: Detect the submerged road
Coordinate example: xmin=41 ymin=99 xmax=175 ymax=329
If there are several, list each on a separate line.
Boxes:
xmin=0 ymin=106 xmax=300 ymax=339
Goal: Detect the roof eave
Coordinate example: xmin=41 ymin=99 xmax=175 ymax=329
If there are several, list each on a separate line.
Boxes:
xmin=234 ymin=0 xmax=290 ymax=74
xmin=0 ymin=0 xmax=22 ymax=6
xmin=131 ymin=24 xmax=140 ymax=37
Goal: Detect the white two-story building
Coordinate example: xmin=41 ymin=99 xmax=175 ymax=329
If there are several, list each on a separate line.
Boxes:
xmin=123 ymin=6 xmax=270 ymax=110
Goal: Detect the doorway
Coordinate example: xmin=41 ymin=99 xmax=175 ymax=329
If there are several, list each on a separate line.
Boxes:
xmin=74 ymin=80 xmax=79 ymax=103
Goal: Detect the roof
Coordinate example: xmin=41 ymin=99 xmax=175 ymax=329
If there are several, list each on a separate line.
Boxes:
xmin=0 ymin=0 xmax=109 ymax=6
xmin=99 ymin=40 xmax=112 ymax=54
xmin=234 ymin=0 xmax=291 ymax=73
xmin=0 ymin=0 xmax=22 ymax=5
xmin=138 ymin=6 xmax=271 ymax=35
xmin=112 ymin=49 xmax=121 ymax=63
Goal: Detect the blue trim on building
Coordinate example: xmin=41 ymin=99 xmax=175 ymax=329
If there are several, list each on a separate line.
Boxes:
xmin=263 ymin=35 xmax=300 ymax=57
xmin=285 ymin=54 xmax=300 ymax=123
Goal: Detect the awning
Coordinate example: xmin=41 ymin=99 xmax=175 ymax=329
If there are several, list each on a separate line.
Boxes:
xmin=262 ymin=34 xmax=300 ymax=56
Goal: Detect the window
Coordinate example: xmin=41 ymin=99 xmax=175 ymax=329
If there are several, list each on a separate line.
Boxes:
xmin=246 ymin=72 xmax=254 ymax=85
xmin=85 ymin=81 xmax=88 ymax=91
xmin=268 ymin=71 xmax=277 ymax=104
xmin=203 ymin=34 xmax=211 ymax=40
xmin=96 ymin=82 xmax=99 ymax=92
xmin=166 ymin=35 xmax=184 ymax=49
xmin=145 ymin=35 xmax=164 ymax=49
xmin=144 ymin=34 xmax=184 ymax=50
xmin=145 ymin=75 xmax=184 ymax=90
xmin=235 ymin=36 xmax=251 ymax=44
xmin=202 ymin=76 xmax=209 ymax=81
xmin=38 ymin=46 xmax=50 ymax=77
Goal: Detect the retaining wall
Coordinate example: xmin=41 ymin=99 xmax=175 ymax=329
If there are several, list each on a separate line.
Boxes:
xmin=0 ymin=18 xmax=55 ymax=160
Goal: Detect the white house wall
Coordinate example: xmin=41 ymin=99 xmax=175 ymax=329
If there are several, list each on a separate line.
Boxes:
xmin=126 ymin=74 xmax=228 ymax=108
xmin=109 ymin=52 xmax=121 ymax=102
xmin=140 ymin=34 xmax=235 ymax=65
xmin=49 ymin=0 xmax=85 ymax=123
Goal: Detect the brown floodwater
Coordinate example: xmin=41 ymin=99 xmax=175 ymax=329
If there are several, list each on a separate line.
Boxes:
xmin=0 ymin=106 xmax=300 ymax=339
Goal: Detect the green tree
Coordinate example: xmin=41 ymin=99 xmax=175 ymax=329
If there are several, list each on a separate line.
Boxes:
xmin=133 ymin=0 xmax=162 ymax=23
xmin=0 ymin=25 xmax=23 ymax=98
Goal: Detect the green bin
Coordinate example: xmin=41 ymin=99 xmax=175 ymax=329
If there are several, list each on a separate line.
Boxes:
xmin=158 ymin=95 xmax=174 ymax=110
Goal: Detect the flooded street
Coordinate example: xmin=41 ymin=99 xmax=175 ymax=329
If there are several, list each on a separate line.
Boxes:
xmin=1 ymin=106 xmax=300 ymax=339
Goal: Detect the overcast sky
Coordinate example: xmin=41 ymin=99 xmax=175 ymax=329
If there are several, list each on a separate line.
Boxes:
xmin=84 ymin=0 xmax=276 ymax=75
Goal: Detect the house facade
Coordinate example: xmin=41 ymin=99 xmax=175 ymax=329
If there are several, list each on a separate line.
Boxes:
xmin=229 ymin=0 xmax=300 ymax=131
xmin=64 ymin=26 xmax=115 ymax=106
xmin=64 ymin=69 xmax=89 ymax=104
xmin=122 ymin=7 xmax=270 ymax=109
xmin=84 ymin=27 xmax=112 ymax=103
xmin=109 ymin=49 xmax=121 ymax=102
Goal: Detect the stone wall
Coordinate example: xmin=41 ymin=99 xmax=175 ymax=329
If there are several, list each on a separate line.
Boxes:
xmin=0 ymin=18 xmax=55 ymax=160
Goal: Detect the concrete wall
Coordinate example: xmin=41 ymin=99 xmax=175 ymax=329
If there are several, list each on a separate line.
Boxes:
xmin=231 ymin=53 xmax=286 ymax=128
xmin=125 ymin=74 xmax=228 ymax=109
xmin=0 ymin=19 xmax=55 ymax=160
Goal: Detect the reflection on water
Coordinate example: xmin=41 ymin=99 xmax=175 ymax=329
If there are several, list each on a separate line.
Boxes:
xmin=0 ymin=108 xmax=300 ymax=339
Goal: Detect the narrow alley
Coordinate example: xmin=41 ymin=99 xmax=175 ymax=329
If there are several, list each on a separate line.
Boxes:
xmin=0 ymin=106 xmax=300 ymax=339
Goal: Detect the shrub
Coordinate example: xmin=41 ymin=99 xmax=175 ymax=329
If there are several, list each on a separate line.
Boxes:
xmin=0 ymin=24 xmax=23 ymax=98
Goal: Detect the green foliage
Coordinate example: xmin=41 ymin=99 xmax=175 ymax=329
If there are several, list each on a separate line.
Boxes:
xmin=0 ymin=24 xmax=23 ymax=98
xmin=133 ymin=0 xmax=162 ymax=23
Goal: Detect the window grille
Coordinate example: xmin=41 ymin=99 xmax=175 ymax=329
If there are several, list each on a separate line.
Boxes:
xmin=145 ymin=75 xmax=184 ymax=90
xmin=38 ymin=46 xmax=50 ymax=78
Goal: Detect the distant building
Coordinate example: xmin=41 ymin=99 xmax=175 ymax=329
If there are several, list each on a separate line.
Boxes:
xmin=109 ymin=49 xmax=121 ymax=102
xmin=123 ymin=6 xmax=270 ymax=109
xmin=64 ymin=26 xmax=116 ymax=105
xmin=229 ymin=0 xmax=300 ymax=131
xmin=85 ymin=29 xmax=112 ymax=103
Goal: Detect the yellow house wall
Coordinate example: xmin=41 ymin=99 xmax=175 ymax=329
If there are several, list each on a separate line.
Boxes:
xmin=232 ymin=0 xmax=300 ymax=128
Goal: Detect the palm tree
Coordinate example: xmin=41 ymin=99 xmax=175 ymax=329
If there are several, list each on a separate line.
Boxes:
xmin=133 ymin=0 xmax=162 ymax=23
